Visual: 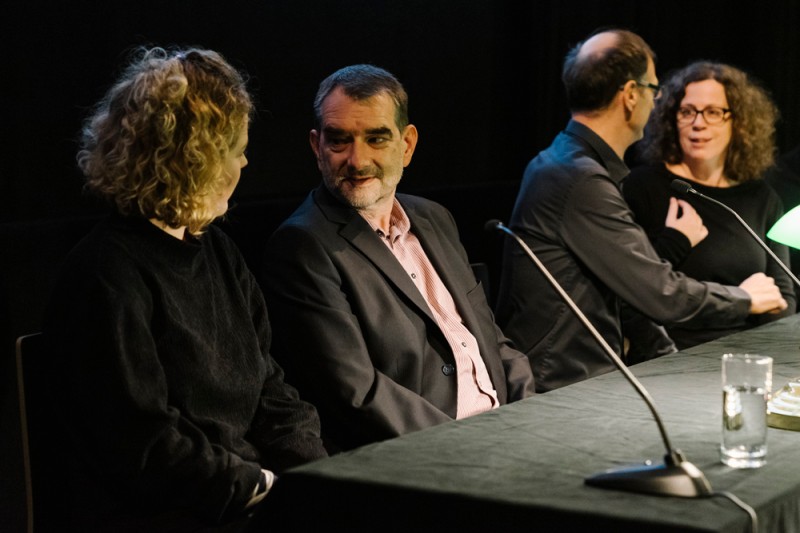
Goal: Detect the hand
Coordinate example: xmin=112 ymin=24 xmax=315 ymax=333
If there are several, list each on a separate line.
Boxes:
xmin=738 ymin=273 xmax=788 ymax=314
xmin=664 ymin=197 xmax=708 ymax=247
xmin=245 ymin=469 xmax=276 ymax=509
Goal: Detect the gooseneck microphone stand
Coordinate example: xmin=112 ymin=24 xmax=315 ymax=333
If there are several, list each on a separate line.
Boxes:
xmin=486 ymin=220 xmax=712 ymax=498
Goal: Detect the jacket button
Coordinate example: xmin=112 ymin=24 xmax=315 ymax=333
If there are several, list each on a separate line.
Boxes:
xmin=442 ymin=364 xmax=455 ymax=376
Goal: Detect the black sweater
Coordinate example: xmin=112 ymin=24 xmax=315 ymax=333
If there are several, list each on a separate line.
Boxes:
xmin=624 ymin=165 xmax=796 ymax=348
xmin=43 ymin=214 xmax=326 ymax=530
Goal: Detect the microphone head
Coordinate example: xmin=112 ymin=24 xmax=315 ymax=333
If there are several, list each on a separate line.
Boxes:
xmin=484 ymin=219 xmax=504 ymax=232
xmin=670 ymin=179 xmax=694 ymax=195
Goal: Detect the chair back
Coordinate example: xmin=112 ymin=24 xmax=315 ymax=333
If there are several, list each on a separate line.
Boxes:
xmin=16 ymin=333 xmax=67 ymax=533
xmin=470 ymin=262 xmax=492 ymax=303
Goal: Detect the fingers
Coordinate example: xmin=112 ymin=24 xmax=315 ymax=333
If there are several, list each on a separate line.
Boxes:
xmin=664 ymin=197 xmax=707 ymax=247
xmin=675 ymin=199 xmax=696 ymax=217
xmin=665 ymin=197 xmax=678 ymax=225
xmin=739 ymin=273 xmax=788 ymax=314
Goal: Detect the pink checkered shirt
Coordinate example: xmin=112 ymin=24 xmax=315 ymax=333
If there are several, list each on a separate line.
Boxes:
xmin=363 ymin=199 xmax=498 ymax=419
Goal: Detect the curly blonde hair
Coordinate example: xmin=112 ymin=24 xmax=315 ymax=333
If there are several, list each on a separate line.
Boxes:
xmin=77 ymin=47 xmax=252 ymax=234
xmin=641 ymin=61 xmax=778 ymax=183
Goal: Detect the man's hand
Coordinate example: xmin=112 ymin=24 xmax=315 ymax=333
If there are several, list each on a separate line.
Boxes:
xmin=665 ymin=197 xmax=708 ymax=247
xmin=739 ymin=273 xmax=788 ymax=314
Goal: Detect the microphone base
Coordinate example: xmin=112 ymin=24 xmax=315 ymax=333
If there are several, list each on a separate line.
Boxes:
xmin=585 ymin=454 xmax=712 ymax=498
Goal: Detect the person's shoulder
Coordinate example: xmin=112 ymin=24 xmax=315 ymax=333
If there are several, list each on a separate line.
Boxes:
xmin=63 ymin=216 xmax=133 ymax=264
xmin=626 ymin=163 xmax=665 ymax=180
xmin=734 ymin=176 xmax=777 ymax=195
xmin=396 ymin=193 xmax=447 ymax=213
xmin=264 ymin=192 xmax=339 ymax=259
xmin=397 ymin=193 xmax=456 ymax=225
xmin=623 ymin=164 xmax=670 ymax=193
xmin=203 ymin=223 xmax=249 ymax=262
xmin=274 ymin=189 xmax=338 ymax=232
xmin=746 ymin=177 xmax=785 ymax=207
xmin=525 ymin=144 xmax=607 ymax=182
xmin=204 ymin=223 xmax=241 ymax=249
xmin=55 ymin=216 xmax=149 ymax=287
xmin=779 ymin=144 xmax=800 ymax=176
xmin=204 ymin=222 xmax=232 ymax=240
xmin=521 ymin=143 xmax=621 ymax=211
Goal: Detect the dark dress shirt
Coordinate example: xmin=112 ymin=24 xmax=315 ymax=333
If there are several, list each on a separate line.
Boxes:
xmin=495 ymin=120 xmax=751 ymax=392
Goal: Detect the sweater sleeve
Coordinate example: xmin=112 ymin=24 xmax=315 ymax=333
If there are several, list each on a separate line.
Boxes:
xmin=45 ymin=247 xmax=262 ymax=524
xmin=240 ymin=262 xmax=328 ymax=471
xmin=652 ymin=227 xmax=692 ymax=267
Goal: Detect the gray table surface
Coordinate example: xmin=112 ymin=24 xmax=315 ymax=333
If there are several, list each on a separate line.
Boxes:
xmin=258 ymin=314 xmax=800 ymax=532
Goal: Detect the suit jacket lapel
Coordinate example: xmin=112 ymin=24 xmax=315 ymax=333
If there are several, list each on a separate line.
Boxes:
xmin=408 ymin=208 xmax=510 ymax=396
xmin=402 ymin=200 xmax=483 ymax=337
xmin=314 ymin=187 xmax=436 ymax=322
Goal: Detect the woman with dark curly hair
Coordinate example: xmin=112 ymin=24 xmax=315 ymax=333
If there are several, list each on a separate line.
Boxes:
xmin=43 ymin=47 xmax=327 ymax=531
xmin=624 ymin=61 xmax=796 ymax=349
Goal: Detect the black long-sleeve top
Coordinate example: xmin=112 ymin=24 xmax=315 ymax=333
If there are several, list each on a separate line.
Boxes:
xmin=43 ymin=214 xmax=326 ymax=530
xmin=623 ymin=164 xmax=796 ymax=348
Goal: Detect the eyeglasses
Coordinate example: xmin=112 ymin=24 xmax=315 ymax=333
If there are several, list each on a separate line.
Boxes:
xmin=677 ymin=106 xmax=732 ymax=125
xmin=636 ymin=81 xmax=662 ymax=99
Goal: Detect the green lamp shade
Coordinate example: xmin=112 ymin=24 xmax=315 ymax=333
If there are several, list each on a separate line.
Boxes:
xmin=768 ymin=205 xmax=800 ymax=250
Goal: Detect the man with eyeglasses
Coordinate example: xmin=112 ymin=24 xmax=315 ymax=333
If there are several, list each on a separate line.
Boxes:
xmin=262 ymin=64 xmax=535 ymax=452
xmin=495 ymin=28 xmax=786 ymax=393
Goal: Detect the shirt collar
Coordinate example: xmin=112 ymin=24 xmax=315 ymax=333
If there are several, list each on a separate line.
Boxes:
xmin=564 ymin=119 xmax=630 ymax=184
xmin=363 ymin=198 xmax=410 ymax=243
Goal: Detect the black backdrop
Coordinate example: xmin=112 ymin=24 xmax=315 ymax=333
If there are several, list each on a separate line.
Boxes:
xmin=4 ymin=0 xmax=800 ymax=223
xmin=3 ymin=1 xmax=800 ymax=530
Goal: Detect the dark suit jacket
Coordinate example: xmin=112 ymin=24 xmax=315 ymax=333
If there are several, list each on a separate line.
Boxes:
xmin=262 ymin=186 xmax=534 ymax=451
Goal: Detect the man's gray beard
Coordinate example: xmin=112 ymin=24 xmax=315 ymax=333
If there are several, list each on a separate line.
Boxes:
xmin=325 ymin=172 xmax=402 ymax=211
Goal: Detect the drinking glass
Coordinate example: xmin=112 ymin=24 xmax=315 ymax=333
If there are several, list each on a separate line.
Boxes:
xmin=720 ymin=353 xmax=772 ymax=468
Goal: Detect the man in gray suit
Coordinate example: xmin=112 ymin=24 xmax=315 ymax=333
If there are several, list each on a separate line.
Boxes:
xmin=262 ymin=64 xmax=534 ymax=452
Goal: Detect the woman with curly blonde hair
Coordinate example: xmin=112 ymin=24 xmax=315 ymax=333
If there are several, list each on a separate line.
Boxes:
xmin=624 ymin=61 xmax=795 ymax=349
xmin=44 ymin=47 xmax=326 ymax=531
xmin=78 ymin=47 xmax=252 ymax=235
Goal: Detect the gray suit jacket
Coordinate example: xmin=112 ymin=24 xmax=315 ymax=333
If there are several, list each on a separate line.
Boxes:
xmin=262 ymin=186 xmax=534 ymax=451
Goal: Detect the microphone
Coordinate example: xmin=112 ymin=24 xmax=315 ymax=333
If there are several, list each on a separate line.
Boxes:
xmin=670 ymin=178 xmax=800 ymax=288
xmin=486 ymin=219 xmax=712 ymax=498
